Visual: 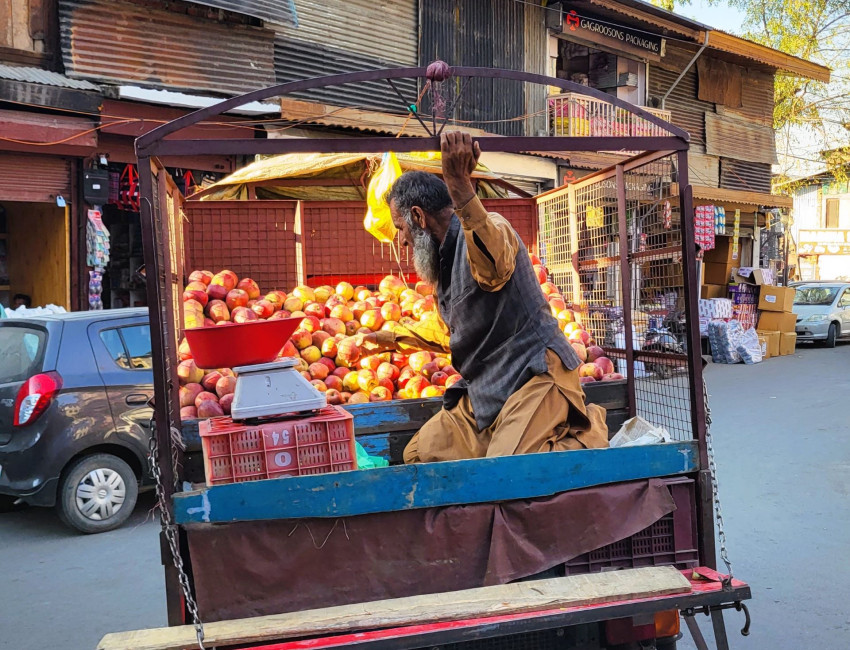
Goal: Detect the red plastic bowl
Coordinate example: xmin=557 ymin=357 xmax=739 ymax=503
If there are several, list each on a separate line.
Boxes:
xmin=184 ymin=318 xmax=302 ymax=369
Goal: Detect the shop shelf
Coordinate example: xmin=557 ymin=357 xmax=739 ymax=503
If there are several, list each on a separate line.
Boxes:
xmin=200 ymin=405 xmax=357 ymax=485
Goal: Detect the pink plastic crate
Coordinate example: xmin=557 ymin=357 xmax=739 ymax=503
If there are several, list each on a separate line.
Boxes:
xmin=199 ymin=406 xmax=357 ymax=486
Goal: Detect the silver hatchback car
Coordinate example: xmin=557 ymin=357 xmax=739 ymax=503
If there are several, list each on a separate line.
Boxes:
xmin=794 ymin=283 xmax=850 ymax=347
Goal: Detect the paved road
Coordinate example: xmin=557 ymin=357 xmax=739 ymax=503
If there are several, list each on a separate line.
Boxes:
xmin=1 ymin=344 xmax=848 ymax=650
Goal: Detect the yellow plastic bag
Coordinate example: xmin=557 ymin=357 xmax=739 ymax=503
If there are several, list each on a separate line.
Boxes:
xmin=364 ymin=152 xmax=403 ymax=243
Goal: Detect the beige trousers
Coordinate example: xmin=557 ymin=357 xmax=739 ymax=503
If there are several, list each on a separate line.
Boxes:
xmin=404 ymin=350 xmax=609 ymax=463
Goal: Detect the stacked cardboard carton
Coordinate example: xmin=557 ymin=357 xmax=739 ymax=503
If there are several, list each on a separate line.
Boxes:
xmin=757 ymin=285 xmax=797 ymax=358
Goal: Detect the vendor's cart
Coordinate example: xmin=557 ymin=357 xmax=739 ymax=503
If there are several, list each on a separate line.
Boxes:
xmin=102 ymin=67 xmax=751 ymax=650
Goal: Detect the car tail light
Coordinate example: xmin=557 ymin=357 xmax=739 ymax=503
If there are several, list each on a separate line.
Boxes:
xmin=14 ymin=372 xmax=63 ymax=427
xmin=605 ymin=610 xmax=680 ymax=645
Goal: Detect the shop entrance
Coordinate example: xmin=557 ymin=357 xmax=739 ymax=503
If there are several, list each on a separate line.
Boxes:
xmin=100 ymin=205 xmax=146 ymax=309
xmin=0 ymin=201 xmax=69 ymax=310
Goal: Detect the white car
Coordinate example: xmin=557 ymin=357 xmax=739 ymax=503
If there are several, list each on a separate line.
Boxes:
xmin=794 ymin=283 xmax=850 ymax=347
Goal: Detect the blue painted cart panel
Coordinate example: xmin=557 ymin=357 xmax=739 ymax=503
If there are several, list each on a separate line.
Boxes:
xmin=174 ymin=441 xmax=698 ymax=524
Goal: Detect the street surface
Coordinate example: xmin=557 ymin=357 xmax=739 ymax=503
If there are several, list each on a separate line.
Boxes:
xmin=1 ymin=344 xmax=848 ymax=650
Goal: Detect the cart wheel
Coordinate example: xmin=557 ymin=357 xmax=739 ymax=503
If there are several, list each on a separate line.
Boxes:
xmin=57 ymin=454 xmax=139 ymax=534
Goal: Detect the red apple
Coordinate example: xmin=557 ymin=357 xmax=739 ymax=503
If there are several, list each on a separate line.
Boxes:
xmin=194 ymin=391 xmax=218 ymax=409
xmin=292 ymin=285 xmax=315 ymax=303
xmin=280 ymin=340 xmax=298 ymax=358
xmin=579 ymin=362 xmax=603 ymax=381
xmin=445 ymin=374 xmax=463 ymax=389
xmin=377 ymin=362 xmax=400 ymax=382
xmin=379 ymin=275 xmax=406 ymax=297
xmin=321 ymin=338 xmax=338 ymax=358
xmin=370 ymin=386 xmax=392 ymax=402
xmin=336 ymin=282 xmax=355 ymax=301
xmin=355 ymin=286 xmax=371 ymax=301
xmin=528 ymin=252 xmax=542 ymax=266
xmin=343 ymin=320 xmax=359 ymax=336
xmin=359 ymin=355 xmax=383 ymax=372
xmin=178 ymin=338 xmax=193 ymax=361
xmin=415 ymin=281 xmax=435 ymax=296
xmin=264 ymin=292 xmax=284 ymax=311
xmin=569 ymin=329 xmax=592 ymax=346
xmin=225 ymin=289 xmax=249 ymax=311
xmin=540 ymin=282 xmax=558 ymax=296
xmin=421 ymin=385 xmax=445 ymax=398
xmin=408 ymin=351 xmax=433 ymax=373
xmin=405 ymin=376 xmax=431 ymax=399
xmin=325 ymin=389 xmax=343 ymax=405
xmin=309 ymin=362 xmax=329 ymax=380
xmin=284 ymin=296 xmax=304 ymax=313
xmin=342 ymin=371 xmax=360 ymax=393
xmin=299 ymin=315 xmax=321 ymax=333
xmin=360 ymin=309 xmax=384 ymax=330
xmin=301 ymin=346 xmax=322 ymax=364
xmin=179 ymin=383 xmax=203 ymax=407
xmin=381 ymin=302 xmax=402 ymax=322
xmin=304 ymin=302 xmax=325 ymax=320
xmin=180 ymin=405 xmax=198 ymax=420
xmin=311 ymin=379 xmax=327 ymax=392
xmin=236 ymin=278 xmax=261 ymax=300
xmin=330 ymin=304 xmax=354 ymax=322
xmin=548 ymin=296 xmax=567 ymax=314
xmin=413 ymin=296 xmax=436 ymax=319
xmin=586 ymin=345 xmax=605 ymax=362
xmin=197 ymin=399 xmax=224 ymax=419
xmin=357 ymin=369 xmax=379 ymax=392
xmin=215 ymin=376 xmax=237 ymax=398
xmin=201 ymin=371 xmax=223 ymax=392
xmin=322 ymin=317 xmax=346 ymax=337
xmin=579 ymin=376 xmax=596 ymax=385
xmin=219 ymin=393 xmax=234 ymax=415
xmin=571 ymin=342 xmax=588 ymax=363
xmin=420 ymin=360 xmax=441 ymax=380
xmin=231 ymin=306 xmax=258 ymax=323
xmin=602 ymin=372 xmax=625 ymax=382
xmin=252 ymin=299 xmax=275 ymax=319
xmin=324 ymin=375 xmax=343 ymax=392
xmin=311 ymin=330 xmax=331 ymax=348
xmin=207 ymin=284 xmax=228 ymax=301
xmin=348 ymin=391 xmax=369 ymax=404
xmin=431 ymin=371 xmax=449 ymax=386
xmin=533 ymin=265 xmax=548 ymax=284
xmin=337 ymin=338 xmax=361 ymax=364
xmin=314 ymin=285 xmax=334 ymax=304
xmin=291 ymin=329 xmax=312 ymax=350
xmin=206 ymin=300 xmax=230 ymax=323
xmin=188 ymin=270 xmax=213 ymax=286
xmin=595 ymin=356 xmax=615 ymax=375
xmin=332 ymin=366 xmax=349 ymax=380
xmin=178 ymin=360 xmax=204 ymax=385
xmin=398 ymin=366 xmax=416 ymax=389
xmin=211 ymin=270 xmax=238 ymax=292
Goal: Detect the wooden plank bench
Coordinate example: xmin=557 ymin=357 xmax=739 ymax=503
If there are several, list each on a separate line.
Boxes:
xmin=97 ymin=566 xmax=692 ymax=650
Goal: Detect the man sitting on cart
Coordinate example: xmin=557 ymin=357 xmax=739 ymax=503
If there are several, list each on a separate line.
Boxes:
xmin=355 ymin=132 xmax=608 ymax=463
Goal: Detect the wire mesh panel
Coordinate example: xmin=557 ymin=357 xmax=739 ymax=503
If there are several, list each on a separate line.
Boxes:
xmin=623 ymin=155 xmax=692 ymax=441
xmin=537 ymin=152 xmax=694 ymax=441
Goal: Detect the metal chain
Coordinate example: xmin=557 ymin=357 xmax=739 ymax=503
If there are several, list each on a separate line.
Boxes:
xmin=149 ymin=419 xmax=206 ymax=649
xmin=703 ymin=378 xmax=733 ymax=579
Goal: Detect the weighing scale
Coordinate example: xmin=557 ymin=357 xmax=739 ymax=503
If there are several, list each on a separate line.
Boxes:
xmin=184 ymin=317 xmax=327 ymax=421
xmin=230 ymin=358 xmax=327 ymax=420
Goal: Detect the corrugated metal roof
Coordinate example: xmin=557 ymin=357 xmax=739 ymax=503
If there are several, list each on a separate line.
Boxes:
xmin=0 ymin=64 xmax=100 ymax=91
xmin=274 ymin=0 xmax=418 ymax=65
xmin=648 ymin=63 xmax=711 ymax=150
xmin=274 ymin=37 xmax=418 ymax=113
xmin=719 ymin=157 xmax=772 ymax=194
xmin=187 ymin=1 xmax=297 ymax=26
xmin=59 ymin=0 xmax=275 ymax=96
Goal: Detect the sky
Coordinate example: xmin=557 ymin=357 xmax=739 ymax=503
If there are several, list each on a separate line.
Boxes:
xmin=678 ymin=0 xmax=748 ymax=35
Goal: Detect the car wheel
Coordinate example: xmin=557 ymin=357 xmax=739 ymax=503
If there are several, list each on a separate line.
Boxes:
xmin=825 ymin=322 xmax=838 ymax=348
xmin=57 ymin=454 xmax=139 ymax=534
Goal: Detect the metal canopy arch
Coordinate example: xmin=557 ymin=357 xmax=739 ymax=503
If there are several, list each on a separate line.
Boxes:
xmin=135 ymin=66 xmax=690 ymax=157
xmin=135 ymin=67 xmax=707 ymax=627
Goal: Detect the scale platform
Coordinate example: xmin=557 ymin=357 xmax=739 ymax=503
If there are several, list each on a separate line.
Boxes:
xmin=230 ymin=358 xmax=327 ymax=420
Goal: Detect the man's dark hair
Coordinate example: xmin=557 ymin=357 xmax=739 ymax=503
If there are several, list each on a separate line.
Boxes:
xmin=14 ymin=294 xmax=31 ymax=307
xmin=386 ymin=171 xmax=453 ymax=219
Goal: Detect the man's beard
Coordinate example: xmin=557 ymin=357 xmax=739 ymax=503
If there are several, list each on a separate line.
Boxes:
xmin=410 ymin=223 xmax=441 ymax=286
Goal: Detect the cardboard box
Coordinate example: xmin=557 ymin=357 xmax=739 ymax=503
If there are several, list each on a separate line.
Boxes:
xmin=756 ymin=330 xmax=780 ymax=358
xmin=758 ymin=286 xmax=796 ymax=312
xmin=758 ymin=311 xmax=796 ymax=333
xmin=780 ymin=331 xmax=797 ymax=356
xmin=704 ymin=236 xmax=734 ymax=264
xmin=701 ymin=284 xmax=728 ymax=299
xmin=733 ymin=267 xmax=769 ymax=286
xmin=703 ymin=262 xmax=733 ymax=285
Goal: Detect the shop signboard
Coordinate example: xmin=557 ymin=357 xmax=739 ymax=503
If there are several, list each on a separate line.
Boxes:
xmin=560 ymin=8 xmax=665 ymax=61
